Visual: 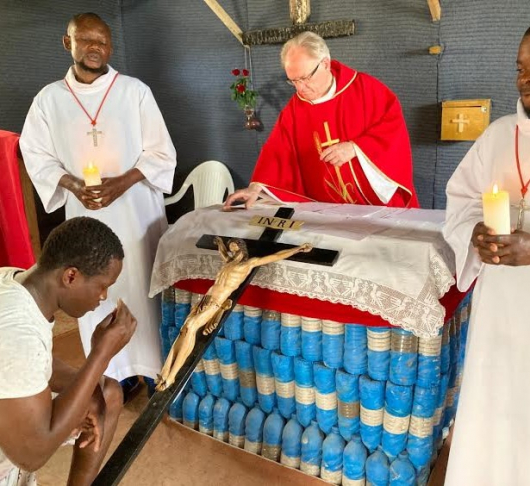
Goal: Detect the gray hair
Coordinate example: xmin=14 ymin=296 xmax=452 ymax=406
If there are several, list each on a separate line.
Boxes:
xmin=280 ymin=32 xmax=330 ymax=67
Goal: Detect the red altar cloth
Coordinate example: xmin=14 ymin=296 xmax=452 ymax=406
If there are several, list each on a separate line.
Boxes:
xmin=0 ymin=130 xmax=35 ymax=269
xmin=175 ymin=279 xmax=467 ymax=328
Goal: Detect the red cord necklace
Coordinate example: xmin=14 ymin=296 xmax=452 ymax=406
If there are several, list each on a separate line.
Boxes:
xmin=64 ymin=71 xmax=119 ymax=147
xmin=515 ymin=125 xmax=530 ymax=229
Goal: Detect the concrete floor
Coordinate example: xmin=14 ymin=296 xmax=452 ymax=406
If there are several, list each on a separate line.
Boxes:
xmin=39 ymin=329 xmax=450 ymax=485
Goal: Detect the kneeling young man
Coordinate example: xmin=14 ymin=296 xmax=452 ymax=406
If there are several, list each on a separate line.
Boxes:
xmin=0 ymin=217 xmax=137 ymax=485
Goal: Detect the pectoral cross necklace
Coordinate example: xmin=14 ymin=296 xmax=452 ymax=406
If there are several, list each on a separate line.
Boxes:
xmin=515 ymin=125 xmax=530 ymax=230
xmin=64 ymin=72 xmax=119 ymax=147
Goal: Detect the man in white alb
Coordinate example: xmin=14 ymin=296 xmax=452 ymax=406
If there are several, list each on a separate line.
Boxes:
xmin=20 ymin=12 xmax=176 ymax=387
xmin=444 ymin=26 xmax=530 ymax=485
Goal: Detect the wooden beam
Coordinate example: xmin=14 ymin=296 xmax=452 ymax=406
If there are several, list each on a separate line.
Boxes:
xmin=242 ymin=19 xmax=355 ymax=46
xmin=427 ymin=0 xmax=441 ymax=22
xmin=203 ymin=0 xmax=244 ymax=46
xmin=17 ymin=157 xmax=41 ymax=259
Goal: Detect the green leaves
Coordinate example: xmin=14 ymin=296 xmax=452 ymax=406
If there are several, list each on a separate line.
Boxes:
xmin=230 ymin=69 xmax=258 ymax=110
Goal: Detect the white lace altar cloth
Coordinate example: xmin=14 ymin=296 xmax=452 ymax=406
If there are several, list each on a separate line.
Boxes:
xmin=150 ymin=203 xmax=455 ymax=338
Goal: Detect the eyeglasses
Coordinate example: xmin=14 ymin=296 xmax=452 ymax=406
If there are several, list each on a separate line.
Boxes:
xmin=286 ymin=60 xmax=322 ymax=86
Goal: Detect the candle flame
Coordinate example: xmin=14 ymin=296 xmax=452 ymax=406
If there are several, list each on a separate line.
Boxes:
xmin=492 ymin=183 xmax=499 ymax=194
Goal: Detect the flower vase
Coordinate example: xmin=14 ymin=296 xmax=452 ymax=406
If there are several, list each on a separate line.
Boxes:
xmin=244 ymin=105 xmax=263 ymax=131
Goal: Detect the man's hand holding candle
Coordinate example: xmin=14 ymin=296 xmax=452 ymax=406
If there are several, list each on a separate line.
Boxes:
xmin=472 ymin=222 xmax=530 ymax=266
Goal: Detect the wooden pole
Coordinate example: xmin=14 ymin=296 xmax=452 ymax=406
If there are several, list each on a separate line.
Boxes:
xmin=427 ymin=0 xmax=441 ymax=22
xmin=203 ymin=0 xmax=245 ymax=45
xmin=17 ymin=157 xmax=41 ymax=259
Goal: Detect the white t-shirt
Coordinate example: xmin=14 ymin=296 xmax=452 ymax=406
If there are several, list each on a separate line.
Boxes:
xmin=0 ymin=268 xmax=53 ymax=481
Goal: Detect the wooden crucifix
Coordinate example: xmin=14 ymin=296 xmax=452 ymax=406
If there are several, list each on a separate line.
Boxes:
xmin=204 ymin=0 xmax=354 ymax=46
xmin=93 ymin=207 xmax=338 ymax=485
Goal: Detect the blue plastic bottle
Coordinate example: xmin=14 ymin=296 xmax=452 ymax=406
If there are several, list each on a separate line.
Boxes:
xmin=336 ymin=370 xmax=360 ymax=440
xmin=281 ymin=313 xmax=301 ymax=357
xmin=198 ymin=393 xmax=215 ymax=436
xmin=244 ymin=306 xmax=262 ymax=346
xmin=313 ymin=362 xmax=338 ymax=434
xmin=228 ymin=402 xmax=248 ymax=448
xmin=365 ymin=445 xmax=390 ymax=486
xmin=321 ymin=426 xmax=345 ymax=484
xmin=389 ymin=328 xmax=418 ymax=386
xmin=223 ymin=304 xmax=244 ymax=340
xmin=367 ymin=327 xmax=391 ymax=381
xmin=300 ymin=420 xmax=324 ymax=477
xmin=281 ymin=415 xmax=303 ymax=469
xmin=322 ymin=320 xmax=344 ymax=369
xmin=253 ymin=346 xmax=276 ymax=413
xmin=262 ymin=408 xmax=285 ymax=462
xmin=301 ymin=316 xmax=322 ymax=362
xmin=244 ymin=406 xmax=266 ymax=455
xmin=389 ymin=451 xmax=416 ymax=485
xmin=213 ymin=397 xmax=231 ymax=442
xmin=215 ymin=337 xmax=240 ymax=402
xmin=344 ymin=323 xmax=368 ymax=375
xmin=182 ymin=391 xmax=200 ymax=430
xmin=261 ymin=310 xmax=281 ymax=351
xmin=271 ymin=352 xmax=295 ymax=419
xmin=342 ymin=435 xmax=368 ymax=484
xmin=235 ymin=340 xmax=258 ymax=408
xmin=294 ymin=356 xmax=316 ymax=427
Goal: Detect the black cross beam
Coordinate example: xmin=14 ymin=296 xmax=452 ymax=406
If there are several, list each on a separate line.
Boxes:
xmin=93 ymin=207 xmax=338 ymax=485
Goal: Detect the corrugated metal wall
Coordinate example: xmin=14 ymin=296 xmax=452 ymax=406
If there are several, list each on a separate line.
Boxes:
xmin=1 ymin=0 xmax=529 ymax=220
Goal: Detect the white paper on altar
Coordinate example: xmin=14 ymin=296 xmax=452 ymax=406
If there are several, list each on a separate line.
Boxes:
xmin=150 ymin=203 xmax=456 ymax=338
xmin=295 ymin=206 xmax=447 ymax=242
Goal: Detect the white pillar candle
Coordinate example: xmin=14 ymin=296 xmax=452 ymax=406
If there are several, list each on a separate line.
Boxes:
xmin=482 ymin=184 xmax=511 ymax=234
xmin=82 ymin=162 xmax=102 ymax=187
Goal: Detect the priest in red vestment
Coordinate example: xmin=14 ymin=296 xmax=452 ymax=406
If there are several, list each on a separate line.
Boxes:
xmin=224 ymin=32 xmax=418 ymax=209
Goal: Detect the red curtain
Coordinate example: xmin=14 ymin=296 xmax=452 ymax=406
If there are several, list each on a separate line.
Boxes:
xmin=0 ymin=130 xmax=35 ymax=269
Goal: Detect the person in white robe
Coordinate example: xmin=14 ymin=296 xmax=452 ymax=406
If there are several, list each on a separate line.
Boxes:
xmin=19 ymin=13 xmax=176 ymax=383
xmin=443 ymin=27 xmax=530 ymax=485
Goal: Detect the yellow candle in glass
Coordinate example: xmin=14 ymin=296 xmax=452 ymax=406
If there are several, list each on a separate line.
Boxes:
xmin=482 ymin=184 xmax=510 ymax=234
xmin=82 ymin=162 xmax=102 ymax=187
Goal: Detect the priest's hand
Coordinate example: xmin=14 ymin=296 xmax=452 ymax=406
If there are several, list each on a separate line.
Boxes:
xmin=58 ymin=174 xmax=102 ymax=210
xmin=472 ymin=222 xmax=530 ymax=266
xmin=89 ymin=169 xmax=146 ymax=208
xmin=223 ymin=183 xmax=263 ymax=210
xmin=320 ymin=141 xmax=356 ymax=167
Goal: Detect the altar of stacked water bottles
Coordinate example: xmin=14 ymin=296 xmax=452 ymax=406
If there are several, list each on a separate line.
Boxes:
xmin=160 ymin=287 xmax=470 ymax=485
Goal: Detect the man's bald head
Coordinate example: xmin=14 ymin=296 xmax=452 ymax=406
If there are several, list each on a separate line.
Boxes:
xmin=67 ymin=12 xmax=111 ymax=38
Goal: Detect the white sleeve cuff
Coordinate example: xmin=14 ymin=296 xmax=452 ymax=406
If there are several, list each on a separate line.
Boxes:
xmin=353 ymin=142 xmax=398 ymax=204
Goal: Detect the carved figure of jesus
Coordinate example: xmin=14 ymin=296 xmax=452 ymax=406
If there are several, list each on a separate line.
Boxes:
xmin=156 ymin=237 xmax=312 ymax=391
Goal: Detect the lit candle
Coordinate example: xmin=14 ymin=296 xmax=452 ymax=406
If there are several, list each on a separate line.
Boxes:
xmin=482 ymin=183 xmax=511 ymax=234
xmin=82 ymin=162 xmax=102 ymax=187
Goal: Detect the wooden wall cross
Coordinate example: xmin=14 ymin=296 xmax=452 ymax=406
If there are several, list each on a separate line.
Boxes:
xmin=204 ymin=0 xmax=354 ymax=47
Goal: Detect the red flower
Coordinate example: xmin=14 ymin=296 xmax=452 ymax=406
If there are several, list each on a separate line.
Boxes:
xmin=232 ymin=69 xmax=240 ymax=76
xmin=242 ymin=69 xmax=249 ymax=76
xmin=236 ymin=84 xmax=246 ymax=93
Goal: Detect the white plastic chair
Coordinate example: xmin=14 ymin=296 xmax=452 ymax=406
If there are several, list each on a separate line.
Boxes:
xmin=164 ymin=160 xmax=235 ymax=209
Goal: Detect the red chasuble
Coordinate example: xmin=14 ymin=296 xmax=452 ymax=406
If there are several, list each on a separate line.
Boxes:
xmin=252 ymin=61 xmax=419 ymax=207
